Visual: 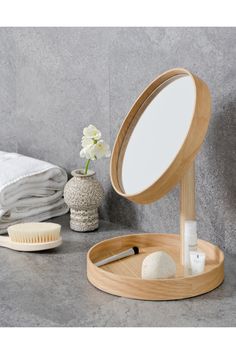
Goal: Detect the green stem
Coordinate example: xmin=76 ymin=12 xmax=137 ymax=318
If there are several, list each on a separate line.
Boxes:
xmin=84 ymin=159 xmax=91 ymax=175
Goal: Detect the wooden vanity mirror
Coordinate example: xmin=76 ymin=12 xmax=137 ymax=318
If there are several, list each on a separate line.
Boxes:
xmin=87 ymin=68 xmax=224 ymax=300
xmin=111 ymin=68 xmax=210 ymax=203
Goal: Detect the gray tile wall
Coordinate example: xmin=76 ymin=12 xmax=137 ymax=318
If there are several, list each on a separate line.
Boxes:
xmin=0 ymin=28 xmax=235 ymax=253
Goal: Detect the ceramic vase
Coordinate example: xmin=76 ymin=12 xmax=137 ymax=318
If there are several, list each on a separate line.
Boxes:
xmin=64 ymin=169 xmax=104 ymax=232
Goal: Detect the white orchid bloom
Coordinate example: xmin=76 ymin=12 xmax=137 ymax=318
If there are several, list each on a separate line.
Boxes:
xmin=80 ymin=147 xmax=93 ymax=159
xmin=90 ymin=140 xmax=111 ymax=160
xmin=81 ymin=136 xmax=94 ymax=149
xmin=80 ymin=124 xmax=111 ymax=174
xmin=83 ymin=124 xmax=101 ymax=140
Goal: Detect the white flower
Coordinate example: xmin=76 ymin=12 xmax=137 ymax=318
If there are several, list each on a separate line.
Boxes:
xmin=80 ymin=124 xmax=111 ymax=170
xmin=89 ymin=140 xmax=111 ymax=160
xmin=81 ymin=136 xmax=94 ymax=149
xmin=80 ymin=147 xmax=92 ymax=159
xmin=83 ymin=124 xmax=101 ymax=140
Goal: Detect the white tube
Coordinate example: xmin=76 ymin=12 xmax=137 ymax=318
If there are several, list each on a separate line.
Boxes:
xmin=184 ymin=220 xmax=198 ymax=269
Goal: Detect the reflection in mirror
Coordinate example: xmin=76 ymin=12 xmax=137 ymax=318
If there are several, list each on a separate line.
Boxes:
xmin=121 ymin=75 xmax=196 ymax=195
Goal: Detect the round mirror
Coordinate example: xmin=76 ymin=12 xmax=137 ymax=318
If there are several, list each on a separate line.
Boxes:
xmin=110 ymin=68 xmax=211 ymax=204
xmin=122 ymin=75 xmax=196 ymax=195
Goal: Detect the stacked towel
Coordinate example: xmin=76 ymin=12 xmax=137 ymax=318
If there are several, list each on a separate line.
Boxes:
xmin=0 ymin=151 xmax=69 ymax=234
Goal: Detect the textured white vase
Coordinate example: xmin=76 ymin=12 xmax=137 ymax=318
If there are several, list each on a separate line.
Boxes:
xmin=64 ymin=169 xmax=104 ymax=232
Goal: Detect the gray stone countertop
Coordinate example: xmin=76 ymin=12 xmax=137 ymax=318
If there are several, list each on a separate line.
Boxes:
xmin=0 ymin=214 xmax=235 ymax=327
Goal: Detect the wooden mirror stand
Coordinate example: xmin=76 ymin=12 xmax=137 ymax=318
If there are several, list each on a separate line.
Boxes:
xmin=87 ymin=68 xmax=225 ymax=300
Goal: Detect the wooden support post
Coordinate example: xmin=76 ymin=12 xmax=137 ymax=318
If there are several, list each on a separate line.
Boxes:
xmin=180 ymin=161 xmax=196 ymax=265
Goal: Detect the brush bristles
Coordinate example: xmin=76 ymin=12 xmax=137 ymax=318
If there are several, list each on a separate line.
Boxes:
xmin=10 ymin=232 xmax=59 ymax=243
xmin=8 ymin=223 xmax=61 ymax=244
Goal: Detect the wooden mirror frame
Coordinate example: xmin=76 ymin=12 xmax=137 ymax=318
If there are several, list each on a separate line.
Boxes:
xmin=110 ymin=68 xmax=211 ymax=204
xmin=87 ymin=68 xmax=225 ymax=300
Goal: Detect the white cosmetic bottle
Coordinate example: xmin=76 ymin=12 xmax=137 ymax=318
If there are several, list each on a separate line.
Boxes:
xmin=184 ymin=220 xmax=198 ymax=271
xmin=190 ymin=251 xmax=206 ymax=274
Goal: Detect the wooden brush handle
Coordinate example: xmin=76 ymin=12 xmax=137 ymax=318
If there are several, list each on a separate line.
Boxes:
xmin=0 ymin=235 xmax=11 ymax=248
xmin=0 ymin=235 xmax=62 ymax=252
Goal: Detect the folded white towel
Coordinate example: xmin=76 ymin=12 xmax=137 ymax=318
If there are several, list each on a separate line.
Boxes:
xmin=0 ymin=151 xmax=69 ymax=234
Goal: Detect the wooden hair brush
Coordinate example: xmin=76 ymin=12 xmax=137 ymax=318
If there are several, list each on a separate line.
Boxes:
xmin=0 ymin=222 xmax=62 ymax=252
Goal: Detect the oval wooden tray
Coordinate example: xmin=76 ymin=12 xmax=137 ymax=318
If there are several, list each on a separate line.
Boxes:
xmin=87 ymin=233 xmax=224 ymax=300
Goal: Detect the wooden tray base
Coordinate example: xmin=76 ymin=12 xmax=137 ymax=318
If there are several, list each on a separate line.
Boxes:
xmin=87 ymin=233 xmax=224 ymax=300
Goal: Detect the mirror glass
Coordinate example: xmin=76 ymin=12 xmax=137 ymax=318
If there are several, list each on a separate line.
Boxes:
xmin=121 ymin=75 xmax=196 ymax=194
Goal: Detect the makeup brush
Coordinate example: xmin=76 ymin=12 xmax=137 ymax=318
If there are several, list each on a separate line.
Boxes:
xmin=95 ymin=246 xmax=139 ymax=267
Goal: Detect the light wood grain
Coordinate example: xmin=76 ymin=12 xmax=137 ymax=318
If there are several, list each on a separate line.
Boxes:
xmin=87 ymin=233 xmax=224 ymax=300
xmin=93 ymin=68 xmax=224 ymax=300
xmin=110 ymin=68 xmax=211 ymax=204
xmin=180 ymin=161 xmax=196 ymax=264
